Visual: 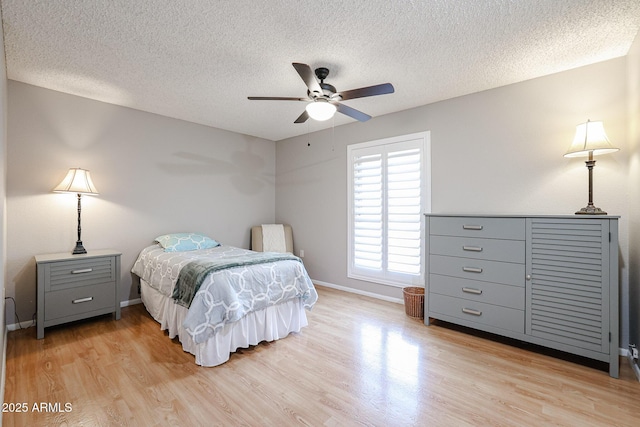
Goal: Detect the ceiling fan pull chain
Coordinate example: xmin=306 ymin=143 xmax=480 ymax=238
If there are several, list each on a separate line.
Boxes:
xmin=331 ymin=116 xmax=335 ymax=152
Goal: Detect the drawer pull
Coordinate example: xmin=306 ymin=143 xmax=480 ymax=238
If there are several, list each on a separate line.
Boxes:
xmin=463 ymin=246 xmax=483 ymax=252
xmin=462 ymin=225 xmax=483 ymax=230
xmin=462 ymin=287 xmax=483 ymax=295
xmin=71 ymin=268 xmax=93 ymax=274
xmin=72 ymin=297 xmax=94 ymax=304
xmin=462 ymin=267 xmax=483 ymax=273
xmin=462 ymin=308 xmax=482 ymax=316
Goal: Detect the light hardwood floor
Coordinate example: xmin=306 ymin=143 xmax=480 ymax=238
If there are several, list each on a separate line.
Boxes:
xmin=4 ymin=285 xmax=640 ymax=426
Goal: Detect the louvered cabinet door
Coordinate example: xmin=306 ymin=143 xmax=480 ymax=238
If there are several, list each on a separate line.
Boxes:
xmin=525 ymin=217 xmax=619 ymax=376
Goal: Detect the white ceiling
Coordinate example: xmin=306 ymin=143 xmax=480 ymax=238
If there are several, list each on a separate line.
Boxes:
xmin=2 ymin=1 xmax=640 ymax=142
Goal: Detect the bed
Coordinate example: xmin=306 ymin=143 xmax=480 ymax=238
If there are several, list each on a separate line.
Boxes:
xmin=131 ymin=233 xmax=318 ymax=367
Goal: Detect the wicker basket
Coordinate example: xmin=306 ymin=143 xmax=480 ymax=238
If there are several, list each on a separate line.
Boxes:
xmin=403 ymin=287 xmax=425 ymax=319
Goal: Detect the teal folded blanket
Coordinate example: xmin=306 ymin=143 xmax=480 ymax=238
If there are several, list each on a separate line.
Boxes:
xmin=172 ymin=251 xmax=302 ymax=307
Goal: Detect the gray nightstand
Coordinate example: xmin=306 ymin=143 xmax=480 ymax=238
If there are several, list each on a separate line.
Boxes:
xmin=35 ymin=249 xmax=121 ymax=339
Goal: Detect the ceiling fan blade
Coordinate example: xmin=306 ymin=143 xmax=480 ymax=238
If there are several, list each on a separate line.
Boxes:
xmin=337 ymin=83 xmax=394 ymax=101
xmin=334 ymin=102 xmax=371 ymax=122
xmin=292 ymin=63 xmax=323 ymax=96
xmin=294 ymin=110 xmax=309 ymax=123
xmin=248 ymin=96 xmax=308 ymax=101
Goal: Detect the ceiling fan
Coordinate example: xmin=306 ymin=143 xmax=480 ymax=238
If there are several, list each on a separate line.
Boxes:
xmin=248 ymin=63 xmax=394 ymax=123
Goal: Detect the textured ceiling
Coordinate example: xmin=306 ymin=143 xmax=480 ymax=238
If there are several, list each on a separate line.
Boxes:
xmin=2 ymin=1 xmax=640 ymax=141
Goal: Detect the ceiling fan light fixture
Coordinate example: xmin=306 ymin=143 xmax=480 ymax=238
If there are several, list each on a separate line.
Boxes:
xmin=305 ymin=99 xmax=336 ymax=121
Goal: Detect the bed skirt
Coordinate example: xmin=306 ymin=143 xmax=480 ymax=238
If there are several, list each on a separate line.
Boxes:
xmin=140 ymin=279 xmax=308 ymax=367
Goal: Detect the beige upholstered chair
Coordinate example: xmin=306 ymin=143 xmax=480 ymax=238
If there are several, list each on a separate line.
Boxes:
xmin=251 ymin=224 xmax=293 ymax=253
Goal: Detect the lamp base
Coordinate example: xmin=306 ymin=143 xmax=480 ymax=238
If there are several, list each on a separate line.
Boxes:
xmin=575 ymin=205 xmax=607 ymax=215
xmin=72 ymin=241 xmax=87 ymax=255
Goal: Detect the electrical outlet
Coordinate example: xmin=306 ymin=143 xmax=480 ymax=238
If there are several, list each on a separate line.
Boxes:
xmin=300 ymin=249 xmax=305 ymax=258
xmin=633 ymin=348 xmax=639 ymax=360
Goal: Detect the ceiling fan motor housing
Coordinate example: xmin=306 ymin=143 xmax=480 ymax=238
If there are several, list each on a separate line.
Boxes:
xmin=313 ymin=67 xmax=338 ymax=98
xmin=314 ymin=67 xmax=330 ymax=81
xmin=307 ymin=84 xmax=338 ymax=99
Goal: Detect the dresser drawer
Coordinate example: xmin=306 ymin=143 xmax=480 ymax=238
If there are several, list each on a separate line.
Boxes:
xmin=429 ymin=216 xmax=525 ymax=240
xmin=430 ymin=254 xmax=524 ymax=286
xmin=429 ymin=235 xmax=525 ymax=263
xmin=45 ymin=282 xmax=116 ymax=321
xmin=429 ymin=274 xmax=525 ymax=310
xmin=429 ymin=293 xmax=524 ymax=333
xmin=48 ymin=257 xmax=116 ymax=291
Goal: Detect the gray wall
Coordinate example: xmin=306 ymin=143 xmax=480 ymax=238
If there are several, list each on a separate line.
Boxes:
xmin=1 ymin=7 xmax=8 ymax=403
xmin=628 ymin=32 xmax=640 ymax=353
xmin=6 ymin=81 xmax=276 ymax=325
xmin=276 ymin=58 xmax=632 ymax=346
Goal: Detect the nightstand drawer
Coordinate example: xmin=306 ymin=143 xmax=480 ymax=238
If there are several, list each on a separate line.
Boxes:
xmin=45 ymin=282 xmax=116 ymax=321
xmin=430 ymin=254 xmax=524 ymax=286
xmin=48 ymin=257 xmax=115 ymax=291
xmin=430 ymin=216 xmax=525 ymax=240
xmin=429 ymin=274 xmax=525 ymax=310
xmin=429 ymin=293 xmax=524 ymax=333
xmin=429 ymin=235 xmax=525 ymax=263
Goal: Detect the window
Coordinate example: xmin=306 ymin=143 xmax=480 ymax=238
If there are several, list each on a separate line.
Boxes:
xmin=347 ymin=132 xmax=431 ymax=287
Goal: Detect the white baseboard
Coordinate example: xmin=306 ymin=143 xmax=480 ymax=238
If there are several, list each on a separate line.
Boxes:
xmin=624 ymin=349 xmax=640 ymax=382
xmin=6 ymin=299 xmax=142 ymax=331
xmin=121 ymin=298 xmax=142 ymax=307
xmin=615 ymin=349 xmax=640 ymax=382
xmin=7 ymin=319 xmax=35 ymax=331
xmin=630 ymin=358 xmax=640 ymax=382
xmin=312 ymin=279 xmax=404 ymax=304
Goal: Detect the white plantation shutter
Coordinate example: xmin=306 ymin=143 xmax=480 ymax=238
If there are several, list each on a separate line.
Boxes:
xmin=353 ymin=153 xmax=383 ymax=270
xmin=348 ymin=132 xmax=430 ymax=287
xmin=387 ymin=148 xmax=422 ymax=275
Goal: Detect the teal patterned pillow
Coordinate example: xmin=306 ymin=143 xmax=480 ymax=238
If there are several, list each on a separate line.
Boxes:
xmin=155 ymin=233 xmax=220 ymax=252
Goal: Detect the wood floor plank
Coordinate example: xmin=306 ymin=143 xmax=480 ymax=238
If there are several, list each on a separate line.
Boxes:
xmin=4 ymin=285 xmax=640 ymax=426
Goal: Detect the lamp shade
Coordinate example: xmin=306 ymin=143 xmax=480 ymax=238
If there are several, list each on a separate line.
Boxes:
xmin=53 ymin=168 xmax=99 ymax=195
xmin=305 ymin=99 xmax=337 ymax=121
xmin=564 ymin=120 xmax=619 ymax=158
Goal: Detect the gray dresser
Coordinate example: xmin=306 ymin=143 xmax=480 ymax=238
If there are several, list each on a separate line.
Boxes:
xmin=36 ymin=249 xmax=121 ymax=339
xmin=425 ymin=214 xmax=619 ymax=378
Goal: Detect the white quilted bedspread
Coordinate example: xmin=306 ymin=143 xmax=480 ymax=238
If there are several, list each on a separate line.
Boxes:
xmin=131 ymin=244 xmax=317 ymax=344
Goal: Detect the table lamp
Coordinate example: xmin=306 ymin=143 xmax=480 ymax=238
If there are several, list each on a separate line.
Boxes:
xmin=564 ymin=120 xmax=618 ymax=215
xmin=53 ymin=168 xmax=99 ymax=254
